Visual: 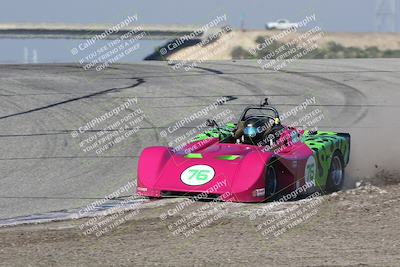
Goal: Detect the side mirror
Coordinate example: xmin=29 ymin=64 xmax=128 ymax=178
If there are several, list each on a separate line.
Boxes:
xmin=206 ymin=119 xmax=220 ymax=129
xmin=260 ymin=97 xmax=269 ymax=107
xmin=206 ymin=119 xmax=215 ymax=127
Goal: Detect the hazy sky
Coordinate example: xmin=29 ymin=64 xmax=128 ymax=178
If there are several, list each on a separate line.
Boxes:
xmin=1 ymin=0 xmax=399 ymax=32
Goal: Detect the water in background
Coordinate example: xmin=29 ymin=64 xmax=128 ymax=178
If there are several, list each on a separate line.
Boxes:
xmin=0 ymin=39 xmax=166 ymax=64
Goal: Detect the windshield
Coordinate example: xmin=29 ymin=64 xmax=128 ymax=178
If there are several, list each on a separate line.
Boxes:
xmin=241 ymin=107 xmax=279 ymax=121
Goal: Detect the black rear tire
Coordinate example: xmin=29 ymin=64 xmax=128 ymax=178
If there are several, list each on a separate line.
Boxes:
xmin=325 ymin=150 xmax=345 ymax=193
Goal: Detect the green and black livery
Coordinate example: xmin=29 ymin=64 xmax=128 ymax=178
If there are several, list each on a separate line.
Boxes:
xmin=302 ymin=130 xmax=350 ymax=190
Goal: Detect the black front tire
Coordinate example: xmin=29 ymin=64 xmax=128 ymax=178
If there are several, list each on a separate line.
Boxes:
xmin=265 ymin=164 xmax=278 ymax=199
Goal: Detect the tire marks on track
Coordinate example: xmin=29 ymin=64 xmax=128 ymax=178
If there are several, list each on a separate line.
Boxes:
xmin=0 ymin=79 xmax=145 ymax=120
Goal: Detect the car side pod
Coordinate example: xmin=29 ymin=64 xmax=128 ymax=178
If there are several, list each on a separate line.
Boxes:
xmin=229 ymin=151 xmax=274 ymax=202
xmin=137 ymin=146 xmax=172 ymax=197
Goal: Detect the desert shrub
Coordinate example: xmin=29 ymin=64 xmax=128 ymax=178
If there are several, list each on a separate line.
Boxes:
xmin=235 ymin=37 xmax=400 ymax=60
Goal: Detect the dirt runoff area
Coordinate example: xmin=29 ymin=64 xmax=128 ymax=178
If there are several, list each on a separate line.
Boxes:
xmin=1 ymin=182 xmax=400 ymax=267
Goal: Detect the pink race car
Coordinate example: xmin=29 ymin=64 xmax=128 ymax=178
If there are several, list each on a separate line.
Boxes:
xmin=136 ymin=100 xmax=350 ymax=202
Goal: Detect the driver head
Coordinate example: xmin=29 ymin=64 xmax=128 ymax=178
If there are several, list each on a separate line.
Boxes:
xmin=243 ymin=117 xmax=274 ymax=145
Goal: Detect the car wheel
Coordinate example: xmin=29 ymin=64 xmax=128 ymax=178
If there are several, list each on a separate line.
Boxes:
xmin=265 ymin=164 xmax=278 ymax=198
xmin=325 ymin=150 xmax=345 ymax=192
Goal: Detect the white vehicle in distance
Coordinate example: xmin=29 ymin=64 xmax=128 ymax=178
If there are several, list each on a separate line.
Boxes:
xmin=265 ymin=19 xmax=299 ymax=30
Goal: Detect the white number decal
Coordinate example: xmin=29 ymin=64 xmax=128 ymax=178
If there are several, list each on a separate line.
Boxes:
xmin=181 ymin=165 xmax=215 ymax=185
xmin=305 ymin=156 xmax=316 ymax=184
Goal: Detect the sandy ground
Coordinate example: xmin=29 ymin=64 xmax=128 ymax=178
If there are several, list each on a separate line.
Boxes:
xmin=169 ymin=30 xmax=400 ymax=60
xmin=1 ymin=180 xmax=400 ymax=267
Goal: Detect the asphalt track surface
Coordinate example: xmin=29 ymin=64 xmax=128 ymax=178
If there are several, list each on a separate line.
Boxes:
xmin=0 ymin=59 xmax=399 ymax=220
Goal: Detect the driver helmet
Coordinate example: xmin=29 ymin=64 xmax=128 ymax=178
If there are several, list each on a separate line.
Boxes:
xmin=243 ymin=117 xmax=273 ymax=145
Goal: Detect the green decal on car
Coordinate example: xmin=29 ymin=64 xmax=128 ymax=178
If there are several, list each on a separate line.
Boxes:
xmin=184 ymin=153 xmax=203 ymax=159
xmin=217 ymin=155 xmax=240 ymax=160
xmin=302 ymin=131 xmax=350 ymax=188
xmin=193 ymin=123 xmax=235 ymax=142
